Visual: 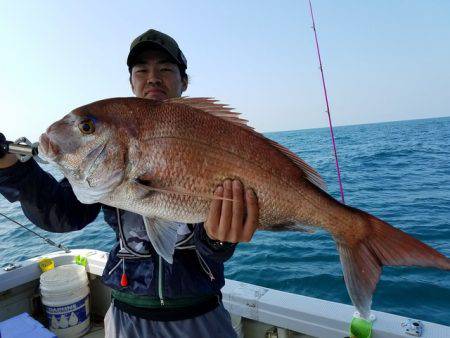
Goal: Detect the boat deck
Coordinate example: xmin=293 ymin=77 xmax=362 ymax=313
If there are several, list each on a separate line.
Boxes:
xmin=85 ymin=322 xmax=104 ymax=338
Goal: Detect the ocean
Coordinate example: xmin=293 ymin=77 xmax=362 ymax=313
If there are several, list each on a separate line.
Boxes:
xmin=1 ymin=116 xmax=449 ymax=326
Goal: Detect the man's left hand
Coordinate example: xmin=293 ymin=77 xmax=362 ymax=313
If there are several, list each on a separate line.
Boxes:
xmin=204 ymin=179 xmax=259 ymax=243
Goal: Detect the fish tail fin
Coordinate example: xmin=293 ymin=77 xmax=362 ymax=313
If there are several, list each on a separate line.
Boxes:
xmin=334 ymin=208 xmax=450 ymax=319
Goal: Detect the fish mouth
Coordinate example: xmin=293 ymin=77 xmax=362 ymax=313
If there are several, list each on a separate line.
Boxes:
xmin=38 ymin=134 xmax=59 ymax=162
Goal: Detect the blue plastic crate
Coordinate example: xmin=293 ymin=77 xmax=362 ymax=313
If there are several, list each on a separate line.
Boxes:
xmin=0 ymin=312 xmax=56 ymax=338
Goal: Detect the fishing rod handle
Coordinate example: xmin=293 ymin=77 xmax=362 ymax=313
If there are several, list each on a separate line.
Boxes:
xmin=0 ymin=133 xmax=44 ymax=163
xmin=7 ymin=143 xmax=37 ymax=157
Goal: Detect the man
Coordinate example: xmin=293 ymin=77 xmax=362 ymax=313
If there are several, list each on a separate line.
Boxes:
xmin=0 ymin=29 xmax=259 ymax=337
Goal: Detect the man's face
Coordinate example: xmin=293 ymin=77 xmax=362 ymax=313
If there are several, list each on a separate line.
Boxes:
xmin=130 ymin=49 xmax=187 ymax=101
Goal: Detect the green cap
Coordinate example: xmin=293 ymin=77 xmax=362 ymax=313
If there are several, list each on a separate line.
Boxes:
xmin=127 ymin=29 xmax=187 ymax=70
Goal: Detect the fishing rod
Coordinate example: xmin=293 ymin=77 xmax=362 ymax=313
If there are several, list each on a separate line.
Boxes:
xmin=0 ymin=211 xmax=70 ymax=253
xmin=308 ymin=0 xmax=345 ymax=204
xmin=0 ymin=133 xmax=69 ymax=253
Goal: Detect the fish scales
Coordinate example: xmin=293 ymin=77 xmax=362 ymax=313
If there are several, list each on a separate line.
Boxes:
xmin=111 ymin=100 xmax=311 ymax=226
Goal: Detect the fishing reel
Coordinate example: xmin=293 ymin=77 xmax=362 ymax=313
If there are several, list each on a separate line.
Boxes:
xmin=0 ymin=132 xmax=47 ymax=164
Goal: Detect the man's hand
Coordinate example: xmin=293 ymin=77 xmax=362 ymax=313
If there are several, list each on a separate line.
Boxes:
xmin=204 ymin=179 xmax=259 ymax=243
xmin=0 ymin=133 xmax=18 ymax=169
xmin=0 ymin=133 xmax=7 ymax=159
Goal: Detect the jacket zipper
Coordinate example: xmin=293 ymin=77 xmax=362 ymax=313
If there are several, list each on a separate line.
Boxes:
xmin=158 ymin=255 xmax=165 ymax=306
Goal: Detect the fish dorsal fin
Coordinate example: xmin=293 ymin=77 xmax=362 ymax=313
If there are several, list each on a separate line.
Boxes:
xmin=167 ymin=97 xmax=326 ymax=191
xmin=167 ymin=97 xmax=254 ymax=131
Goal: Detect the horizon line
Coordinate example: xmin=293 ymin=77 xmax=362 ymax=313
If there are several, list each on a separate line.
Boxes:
xmin=263 ymin=114 xmax=450 ymax=134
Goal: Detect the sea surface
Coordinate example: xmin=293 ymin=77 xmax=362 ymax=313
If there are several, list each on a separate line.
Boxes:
xmin=1 ymin=117 xmax=449 ymax=326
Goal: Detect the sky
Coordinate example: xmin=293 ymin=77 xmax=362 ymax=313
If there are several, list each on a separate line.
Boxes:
xmin=1 ymin=1 xmax=449 ymax=141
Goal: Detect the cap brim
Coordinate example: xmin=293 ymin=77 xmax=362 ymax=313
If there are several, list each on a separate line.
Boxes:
xmin=127 ymin=41 xmax=181 ymax=68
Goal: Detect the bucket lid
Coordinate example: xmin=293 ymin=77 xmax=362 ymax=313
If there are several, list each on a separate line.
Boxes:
xmin=40 ymin=264 xmax=88 ymax=294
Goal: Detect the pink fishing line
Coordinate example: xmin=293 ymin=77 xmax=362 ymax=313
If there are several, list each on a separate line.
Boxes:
xmin=308 ymin=0 xmax=345 ymax=204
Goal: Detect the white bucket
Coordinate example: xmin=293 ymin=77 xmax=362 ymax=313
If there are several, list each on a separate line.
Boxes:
xmin=40 ymin=264 xmax=90 ymax=338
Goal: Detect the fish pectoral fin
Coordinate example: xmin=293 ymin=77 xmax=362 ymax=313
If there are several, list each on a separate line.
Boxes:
xmin=136 ymin=176 xmax=152 ymax=187
xmin=143 ymin=217 xmax=180 ymax=264
xmin=133 ymin=176 xmax=208 ymax=199
xmin=133 ymin=176 xmax=233 ymax=202
xmin=132 ymin=177 xmax=155 ymax=198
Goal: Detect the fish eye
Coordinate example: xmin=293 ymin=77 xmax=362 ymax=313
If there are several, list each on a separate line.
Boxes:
xmin=78 ymin=119 xmax=95 ymax=134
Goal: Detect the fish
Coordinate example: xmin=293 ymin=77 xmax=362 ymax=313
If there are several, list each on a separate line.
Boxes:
xmin=38 ymin=97 xmax=450 ymax=319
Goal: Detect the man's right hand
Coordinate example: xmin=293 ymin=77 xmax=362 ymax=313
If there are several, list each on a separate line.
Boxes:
xmin=0 ymin=133 xmax=18 ymax=169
